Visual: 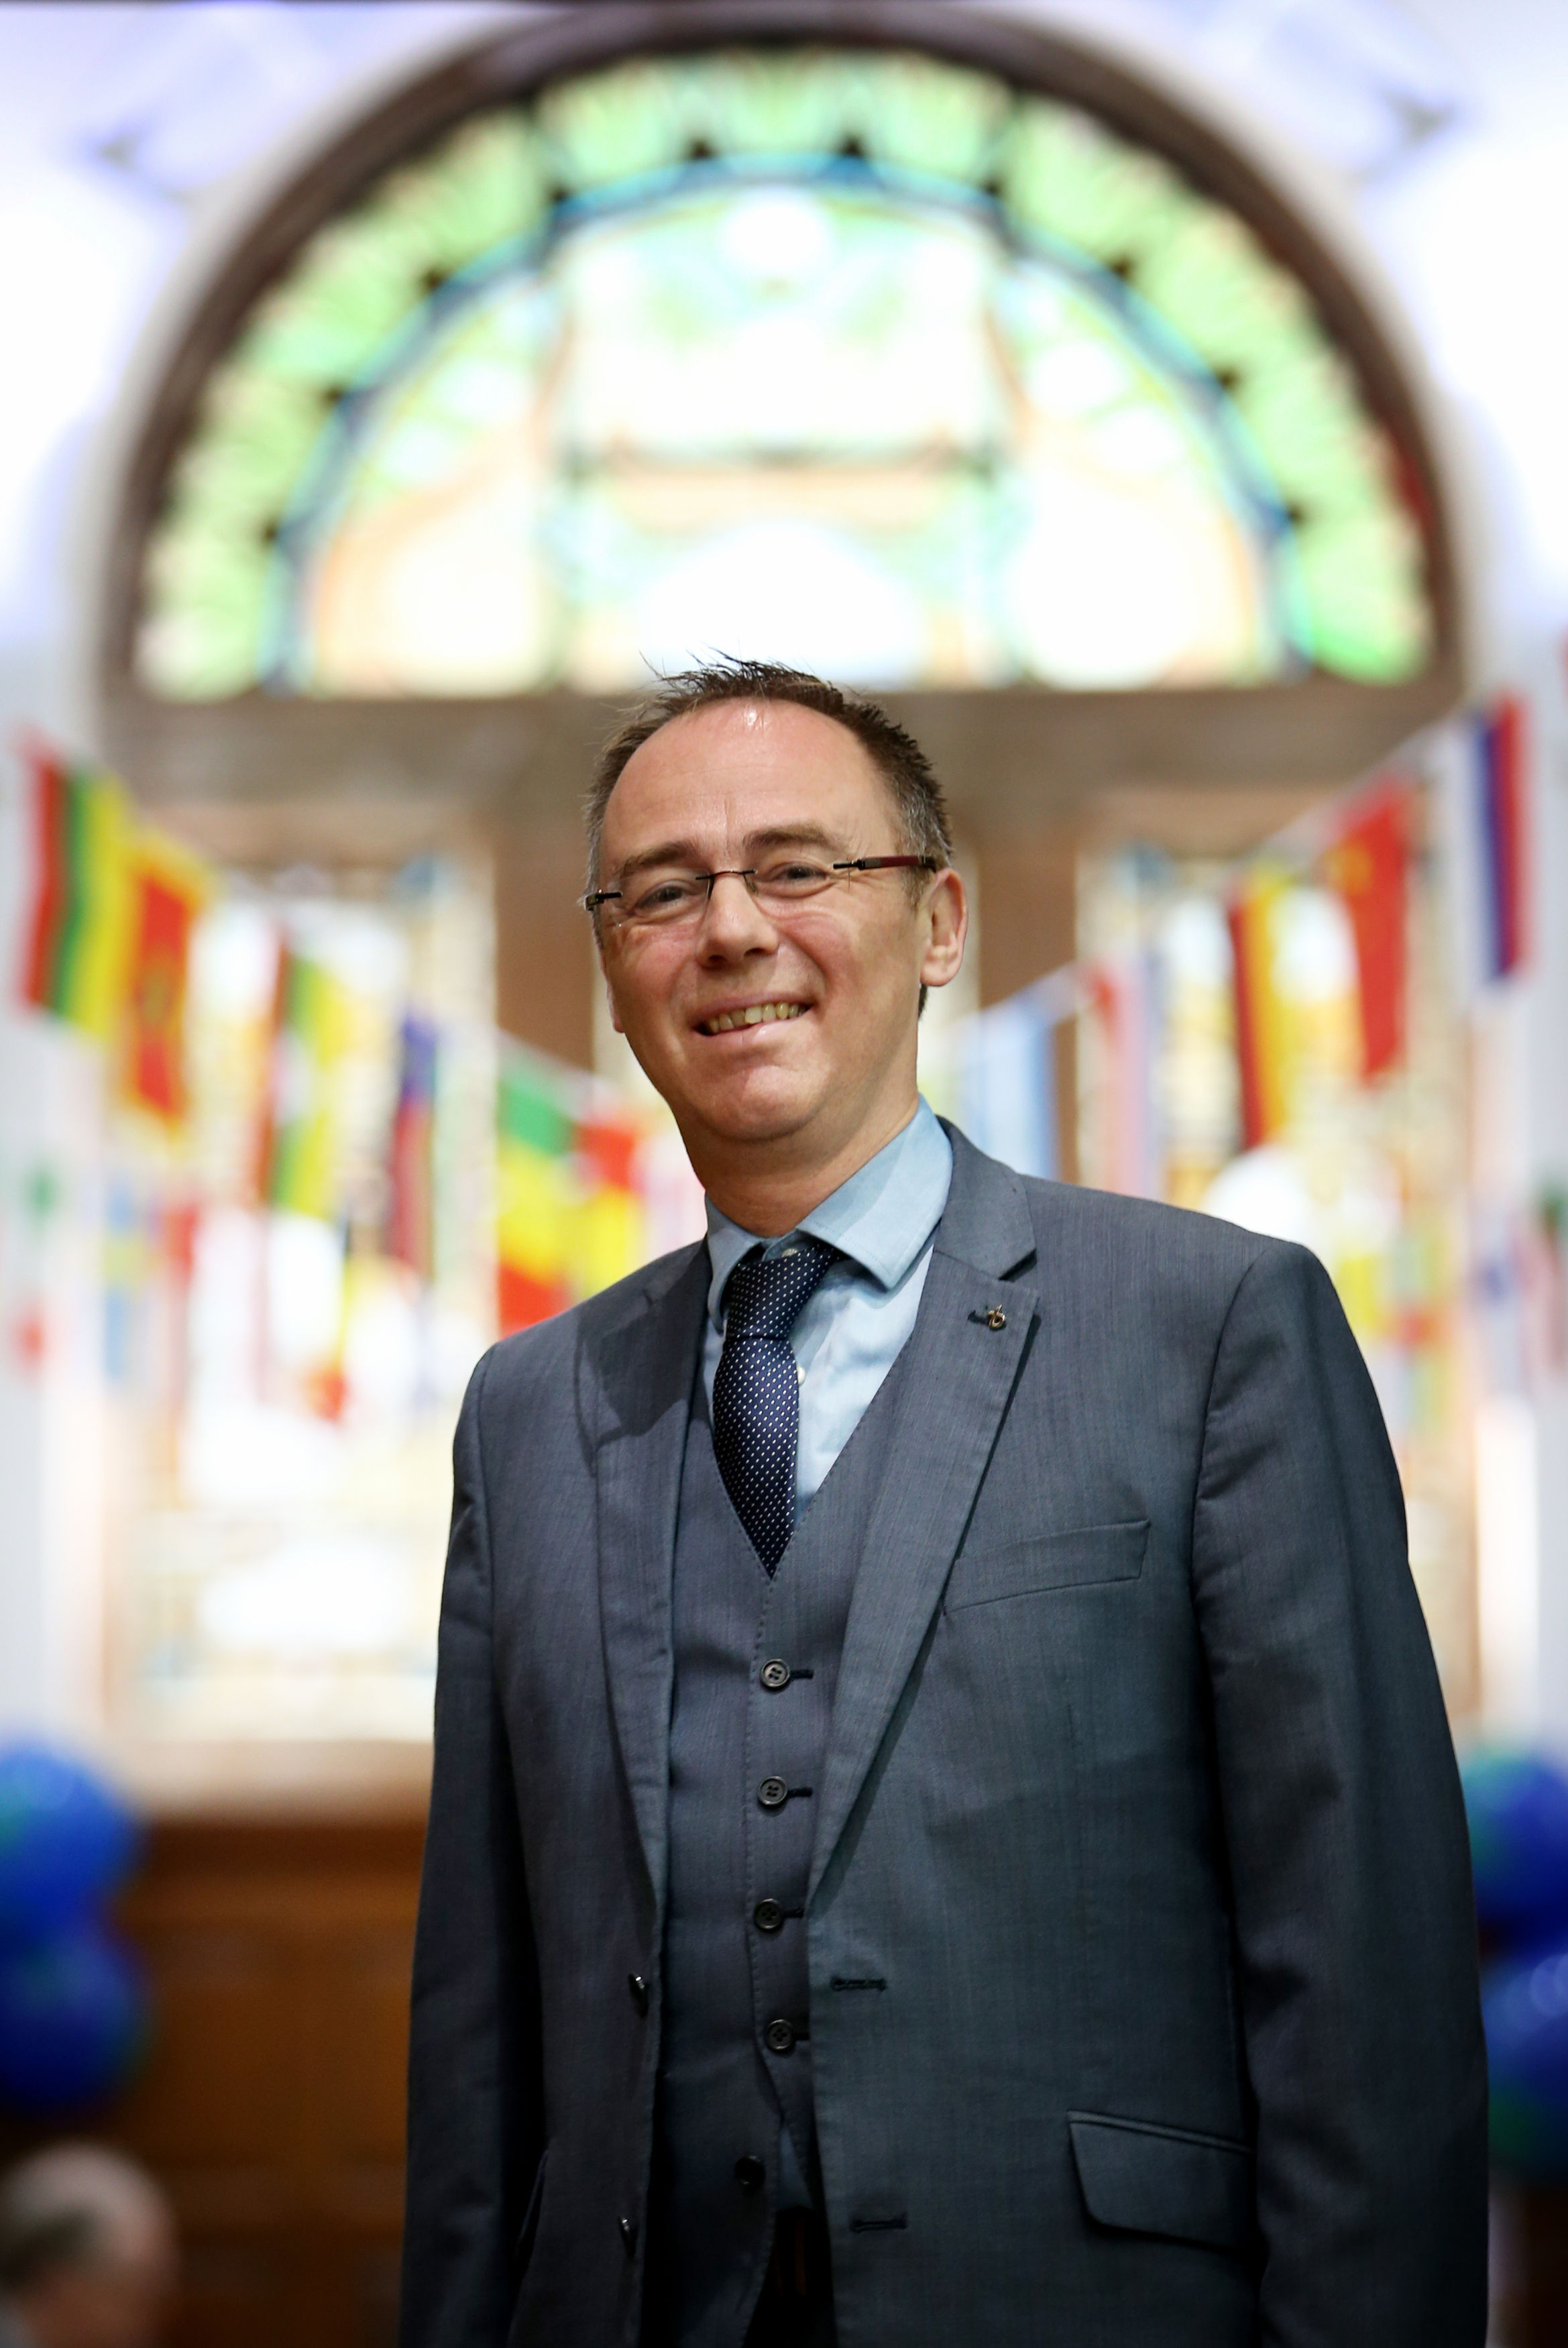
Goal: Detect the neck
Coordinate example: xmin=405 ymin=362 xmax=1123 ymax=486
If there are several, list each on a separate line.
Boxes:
xmin=688 ymin=1092 xmax=919 ymax=1236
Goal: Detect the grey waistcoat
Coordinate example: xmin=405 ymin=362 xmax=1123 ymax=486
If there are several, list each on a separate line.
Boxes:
xmin=645 ymin=1361 xmax=909 ymax=2347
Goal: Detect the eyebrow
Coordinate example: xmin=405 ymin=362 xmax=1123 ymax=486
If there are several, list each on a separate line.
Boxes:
xmin=612 ymin=823 xmax=852 ymax=882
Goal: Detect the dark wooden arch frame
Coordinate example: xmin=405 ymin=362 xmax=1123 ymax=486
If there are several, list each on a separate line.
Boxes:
xmin=97 ymin=0 xmax=1466 ymax=832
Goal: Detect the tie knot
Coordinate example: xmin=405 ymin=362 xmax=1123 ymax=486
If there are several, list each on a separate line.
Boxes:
xmin=722 ymin=1236 xmax=838 ymax=1343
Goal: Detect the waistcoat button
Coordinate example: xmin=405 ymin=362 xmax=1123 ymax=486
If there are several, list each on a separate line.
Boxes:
xmin=734 ymin=2153 xmax=767 ymax=2193
xmin=758 ymin=1776 xmax=789 ymax=1809
xmin=764 ymin=2017 xmax=797 ymax=2056
xmin=619 ymin=2217 xmax=638 ymax=2255
xmin=753 ymin=1898 xmax=785 ymax=1933
xmin=627 ymin=1973 xmax=649 ymax=2014
xmin=760 ymin=1659 xmax=791 ymax=1692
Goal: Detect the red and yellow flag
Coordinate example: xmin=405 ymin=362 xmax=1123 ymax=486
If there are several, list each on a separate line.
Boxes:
xmin=121 ymin=834 xmax=209 ymax=1120
xmin=258 ymin=947 xmax=354 ymax=1220
xmin=1323 ymin=783 xmax=1410 ymax=1081
xmin=21 ymin=743 xmax=135 ymax=1038
xmin=1227 ymin=867 xmax=1292 ymax=1149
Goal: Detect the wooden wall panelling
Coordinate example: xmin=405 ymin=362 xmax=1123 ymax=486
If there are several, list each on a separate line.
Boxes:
xmin=0 ymin=1814 xmax=427 ymax=2348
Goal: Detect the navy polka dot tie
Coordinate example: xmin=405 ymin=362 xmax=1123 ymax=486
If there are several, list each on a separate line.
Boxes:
xmin=713 ymin=1237 xmax=838 ymax=1572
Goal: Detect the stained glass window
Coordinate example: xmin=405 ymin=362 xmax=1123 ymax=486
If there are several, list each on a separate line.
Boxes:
xmin=137 ymin=48 xmax=1433 ymax=700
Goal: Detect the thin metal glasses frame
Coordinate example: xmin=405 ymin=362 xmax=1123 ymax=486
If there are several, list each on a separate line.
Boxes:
xmin=583 ymin=855 xmax=940 ymax=920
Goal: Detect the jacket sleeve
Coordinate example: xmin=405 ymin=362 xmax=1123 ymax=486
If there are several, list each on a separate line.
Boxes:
xmin=1190 ymin=1241 xmax=1488 ymax=2347
xmin=400 ymin=1349 xmax=543 ymax=2348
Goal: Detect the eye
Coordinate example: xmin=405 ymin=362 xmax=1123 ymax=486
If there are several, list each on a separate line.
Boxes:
xmin=760 ymin=861 xmax=832 ymax=892
xmin=629 ymin=877 xmax=699 ymax=914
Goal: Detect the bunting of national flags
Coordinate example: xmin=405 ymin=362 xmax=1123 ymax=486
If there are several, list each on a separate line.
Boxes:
xmin=496 ymin=1047 xmax=648 ymax=1333
xmin=257 ymin=947 xmax=354 ymax=1220
xmin=1475 ymin=695 xmax=1528 ymax=983
xmin=385 ymin=1017 xmax=438 ymax=1281
xmin=17 ymin=738 xmax=210 ymax=1120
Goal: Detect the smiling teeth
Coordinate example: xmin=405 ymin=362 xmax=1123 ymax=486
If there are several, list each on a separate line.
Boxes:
xmin=702 ymin=1002 xmax=806 ymax=1035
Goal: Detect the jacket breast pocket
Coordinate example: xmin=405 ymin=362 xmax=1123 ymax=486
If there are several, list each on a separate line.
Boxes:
xmin=944 ymin=1519 xmax=1149 ymax=1613
xmin=1068 ymin=2112 xmax=1253 ymax=2255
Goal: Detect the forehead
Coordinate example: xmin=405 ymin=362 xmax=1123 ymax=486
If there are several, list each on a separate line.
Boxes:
xmin=600 ymin=699 xmax=895 ymax=861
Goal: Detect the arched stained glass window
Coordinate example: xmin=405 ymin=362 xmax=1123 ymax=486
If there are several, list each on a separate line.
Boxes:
xmin=136 ymin=45 xmax=1435 ymax=702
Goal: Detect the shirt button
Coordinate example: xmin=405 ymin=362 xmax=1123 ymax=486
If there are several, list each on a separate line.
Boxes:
xmin=760 ymin=1660 xmax=791 ymax=1693
xmin=764 ymin=2017 xmax=797 ymax=2056
xmin=753 ymin=1899 xmax=785 ymax=1934
xmin=734 ymin=2153 xmax=767 ymax=2193
xmin=758 ymin=1776 xmax=789 ymax=1810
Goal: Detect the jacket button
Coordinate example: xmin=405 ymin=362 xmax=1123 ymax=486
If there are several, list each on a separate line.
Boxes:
xmin=619 ymin=2216 xmax=638 ymax=2256
xmin=753 ymin=1899 xmax=785 ymax=1934
xmin=734 ymin=2153 xmax=767 ymax=2193
xmin=985 ymin=1306 xmax=1007 ymax=1330
xmin=627 ymin=1973 xmax=649 ymax=2015
xmin=764 ymin=2017 xmax=796 ymax=2056
xmin=758 ymin=1776 xmax=788 ymax=1809
xmin=761 ymin=1659 xmax=791 ymax=1692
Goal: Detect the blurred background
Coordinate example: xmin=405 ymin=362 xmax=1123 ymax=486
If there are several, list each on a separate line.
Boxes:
xmin=0 ymin=0 xmax=1565 ymax=2341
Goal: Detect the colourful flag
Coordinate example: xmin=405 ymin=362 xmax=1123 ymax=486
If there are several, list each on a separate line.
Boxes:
xmin=1227 ymin=868 xmax=1292 ymax=1149
xmin=121 ymin=834 xmax=209 ymax=1120
xmin=1086 ymin=952 xmax=1161 ymax=1197
xmin=1477 ymin=696 xmax=1528 ymax=979
xmin=386 ymin=1017 xmax=437 ymax=1279
xmin=20 ymin=743 xmax=135 ymax=1038
xmin=258 ymin=947 xmax=353 ymax=1220
xmin=1322 ymin=782 xmax=1410 ymax=1080
xmin=496 ymin=1045 xmax=647 ymax=1334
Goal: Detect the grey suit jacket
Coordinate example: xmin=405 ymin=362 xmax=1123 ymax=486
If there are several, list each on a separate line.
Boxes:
xmin=401 ymin=1128 xmax=1487 ymax=2348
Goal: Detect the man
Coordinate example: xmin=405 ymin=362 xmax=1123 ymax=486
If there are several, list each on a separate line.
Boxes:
xmin=0 ymin=2145 xmax=175 ymax=2348
xmin=402 ymin=661 xmax=1486 ymax=2348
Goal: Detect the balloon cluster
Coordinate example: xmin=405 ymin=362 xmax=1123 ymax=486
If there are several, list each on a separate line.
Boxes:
xmin=1463 ymin=1748 xmax=1568 ymax=2177
xmin=0 ymin=1744 xmax=148 ymax=2110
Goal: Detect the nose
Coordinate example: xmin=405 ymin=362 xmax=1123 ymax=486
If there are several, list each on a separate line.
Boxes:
xmin=697 ymin=871 xmax=779 ymax=959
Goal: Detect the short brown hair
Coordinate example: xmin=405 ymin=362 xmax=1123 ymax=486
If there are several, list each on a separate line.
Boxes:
xmin=584 ymin=659 xmax=953 ymax=896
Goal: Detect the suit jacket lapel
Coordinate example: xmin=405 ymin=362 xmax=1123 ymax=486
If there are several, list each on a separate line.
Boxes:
xmin=809 ymin=1132 xmax=1040 ymax=1906
xmin=593 ymin=1242 xmax=708 ymax=1918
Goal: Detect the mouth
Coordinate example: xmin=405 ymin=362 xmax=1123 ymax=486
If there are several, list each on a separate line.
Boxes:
xmin=695 ymin=1000 xmax=809 ymax=1037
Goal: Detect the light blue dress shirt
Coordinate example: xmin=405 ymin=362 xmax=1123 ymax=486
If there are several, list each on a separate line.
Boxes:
xmin=702 ymin=1098 xmax=954 ymax=1511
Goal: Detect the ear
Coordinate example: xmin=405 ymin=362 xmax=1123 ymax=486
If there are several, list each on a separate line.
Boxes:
xmin=918 ymin=867 xmax=968 ymax=993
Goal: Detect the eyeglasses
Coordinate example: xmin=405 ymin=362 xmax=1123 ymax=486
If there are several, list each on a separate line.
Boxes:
xmin=584 ymin=856 xmax=940 ymax=931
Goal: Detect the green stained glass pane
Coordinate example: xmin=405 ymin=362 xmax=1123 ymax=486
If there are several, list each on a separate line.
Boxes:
xmin=238 ymin=212 xmax=428 ymax=387
xmin=1233 ymin=354 xmax=1388 ymax=510
xmin=537 ymin=60 xmax=691 ymax=187
xmin=172 ymin=370 xmax=326 ymax=523
xmin=859 ymin=55 xmax=1011 ymax=182
xmin=378 ymin=111 xmax=547 ymax=277
xmin=1296 ymin=511 xmax=1429 ymax=680
xmin=137 ymin=528 xmax=271 ymax=698
xmin=1003 ymin=101 xmax=1193 ymax=266
xmin=1133 ymin=209 xmax=1313 ymax=375
xmin=681 ymin=50 xmax=866 ymax=156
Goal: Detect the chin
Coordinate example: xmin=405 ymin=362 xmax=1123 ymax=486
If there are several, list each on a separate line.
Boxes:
xmin=691 ymin=1071 xmax=822 ymax=1145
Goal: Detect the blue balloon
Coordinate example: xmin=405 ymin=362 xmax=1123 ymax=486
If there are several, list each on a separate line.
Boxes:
xmin=0 ymin=1923 xmax=148 ymax=2111
xmin=0 ymin=1743 xmax=139 ymax=1943
xmin=1484 ymin=1941 xmax=1568 ymax=2178
xmin=1460 ymin=1748 xmax=1568 ymax=1941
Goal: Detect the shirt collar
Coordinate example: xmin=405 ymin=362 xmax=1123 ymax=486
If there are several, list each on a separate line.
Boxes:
xmin=705 ymin=1098 xmax=954 ymax=1330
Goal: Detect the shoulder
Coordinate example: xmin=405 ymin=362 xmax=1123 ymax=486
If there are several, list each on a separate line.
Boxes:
xmin=1015 ymin=1167 xmax=1327 ymax=1333
xmin=467 ymin=1240 xmax=706 ymax=1416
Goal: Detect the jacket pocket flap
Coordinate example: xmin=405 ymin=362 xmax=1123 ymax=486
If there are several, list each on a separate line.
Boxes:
xmin=1069 ymin=2113 xmax=1252 ymax=2253
xmin=946 ymin=1520 xmax=1149 ymax=1611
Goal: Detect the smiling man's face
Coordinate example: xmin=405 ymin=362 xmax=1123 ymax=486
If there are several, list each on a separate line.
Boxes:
xmin=597 ymin=698 xmax=965 ymax=1216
